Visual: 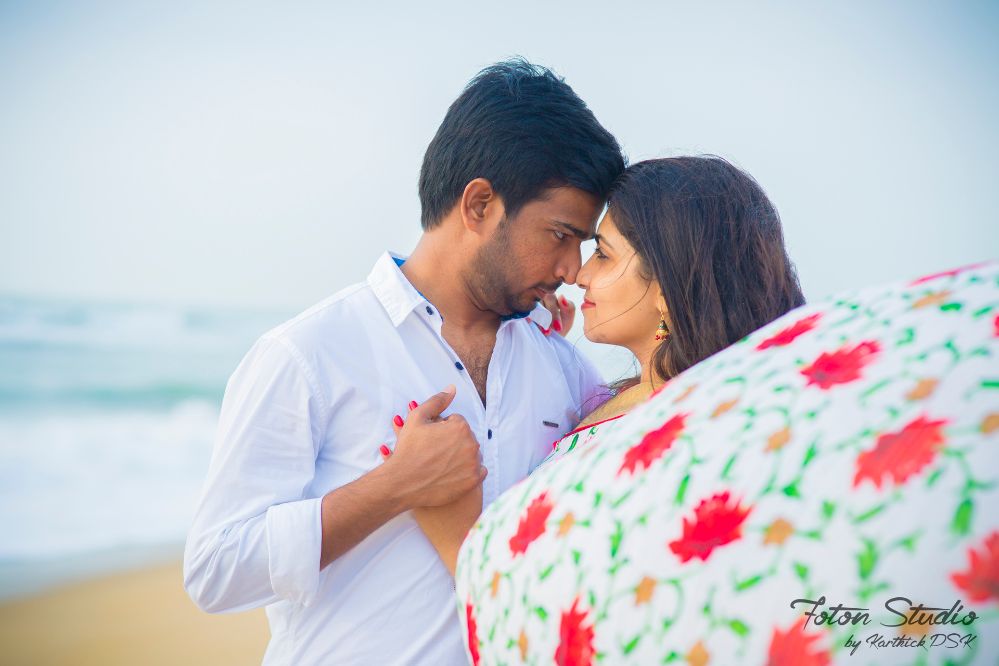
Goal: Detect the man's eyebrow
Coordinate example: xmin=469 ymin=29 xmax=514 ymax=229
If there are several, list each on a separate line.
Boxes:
xmin=554 ymin=220 xmax=593 ymax=241
xmin=594 ymin=233 xmax=614 ymax=249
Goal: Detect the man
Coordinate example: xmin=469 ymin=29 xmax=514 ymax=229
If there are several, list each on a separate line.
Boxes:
xmin=183 ymin=58 xmax=624 ymax=665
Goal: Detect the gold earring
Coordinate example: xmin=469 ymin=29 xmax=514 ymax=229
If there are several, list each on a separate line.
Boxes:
xmin=655 ymin=311 xmax=669 ymax=341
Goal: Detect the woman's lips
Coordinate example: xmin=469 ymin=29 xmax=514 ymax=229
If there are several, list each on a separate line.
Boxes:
xmin=581 ymin=298 xmax=595 ymax=310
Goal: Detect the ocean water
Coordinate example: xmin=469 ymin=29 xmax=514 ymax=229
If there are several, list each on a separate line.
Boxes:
xmin=0 ymin=291 xmax=635 ymax=601
xmin=0 ymin=294 xmax=290 ymax=600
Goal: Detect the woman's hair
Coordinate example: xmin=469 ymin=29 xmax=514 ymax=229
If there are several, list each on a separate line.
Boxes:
xmin=608 ymin=155 xmax=805 ymax=386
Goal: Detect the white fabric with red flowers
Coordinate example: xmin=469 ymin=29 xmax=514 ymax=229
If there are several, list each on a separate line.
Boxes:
xmin=455 ymin=262 xmax=999 ymax=665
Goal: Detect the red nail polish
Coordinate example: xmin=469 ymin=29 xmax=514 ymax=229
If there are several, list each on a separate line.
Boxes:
xmin=559 ymin=296 xmax=568 ymax=306
xmin=393 ymin=415 xmax=404 ymax=427
xmin=552 ymin=320 xmax=562 ymax=332
xmin=408 ymin=401 xmax=418 ymax=410
xmin=379 ymin=444 xmax=391 ymax=457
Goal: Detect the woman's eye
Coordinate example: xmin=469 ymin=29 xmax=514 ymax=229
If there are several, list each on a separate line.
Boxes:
xmin=594 ymin=246 xmax=607 ymax=259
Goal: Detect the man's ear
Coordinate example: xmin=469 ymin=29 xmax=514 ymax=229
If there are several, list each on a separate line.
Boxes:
xmin=459 ymin=178 xmax=505 ymax=234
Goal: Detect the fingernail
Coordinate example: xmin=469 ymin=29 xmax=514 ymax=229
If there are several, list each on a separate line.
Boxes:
xmin=379 ymin=444 xmax=391 ymax=457
xmin=552 ymin=320 xmax=562 ymax=332
xmin=559 ymin=296 xmax=568 ymax=306
xmin=408 ymin=400 xmax=418 ymax=410
xmin=393 ymin=414 xmax=405 ymax=427
xmin=443 ymin=384 xmax=456 ymax=394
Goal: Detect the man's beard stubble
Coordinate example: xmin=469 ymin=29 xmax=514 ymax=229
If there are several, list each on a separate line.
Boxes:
xmin=467 ymin=228 xmax=536 ymax=317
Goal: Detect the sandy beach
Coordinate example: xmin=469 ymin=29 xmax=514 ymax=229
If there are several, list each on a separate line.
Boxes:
xmin=0 ymin=559 xmax=269 ymax=666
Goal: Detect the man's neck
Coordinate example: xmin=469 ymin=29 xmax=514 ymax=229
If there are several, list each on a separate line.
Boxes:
xmin=400 ymin=230 xmax=500 ymax=333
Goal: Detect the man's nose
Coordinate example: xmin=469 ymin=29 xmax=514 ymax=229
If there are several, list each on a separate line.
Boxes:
xmin=557 ymin=247 xmax=584 ymax=285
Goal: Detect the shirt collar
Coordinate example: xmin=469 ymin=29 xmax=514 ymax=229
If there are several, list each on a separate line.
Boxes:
xmin=367 ymin=251 xmax=553 ymax=330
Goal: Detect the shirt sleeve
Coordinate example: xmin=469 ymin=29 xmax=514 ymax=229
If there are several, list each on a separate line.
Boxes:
xmin=183 ymin=334 xmax=330 ymax=613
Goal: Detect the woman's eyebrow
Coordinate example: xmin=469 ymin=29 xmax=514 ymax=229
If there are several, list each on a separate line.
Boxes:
xmin=594 ymin=233 xmax=614 ymax=249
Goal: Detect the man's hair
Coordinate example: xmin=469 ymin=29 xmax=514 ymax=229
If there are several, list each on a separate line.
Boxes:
xmin=418 ymin=58 xmax=625 ymax=230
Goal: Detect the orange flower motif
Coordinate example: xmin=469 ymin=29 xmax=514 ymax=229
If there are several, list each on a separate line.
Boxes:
xmin=490 ymin=571 xmax=501 ymax=598
xmin=508 ymin=492 xmax=555 ymax=556
xmin=712 ymin=398 xmax=739 ymax=418
xmin=669 ymin=491 xmax=752 ymax=563
xmin=555 ymin=597 xmax=595 ymax=666
xmin=766 ymin=427 xmax=791 ymax=452
xmin=756 ymin=313 xmax=822 ymax=350
xmin=898 ymin=615 xmax=933 ymax=638
xmin=800 ymin=340 xmax=880 ymax=389
xmin=906 ymin=378 xmax=938 ymax=401
xmin=767 ymin=618 xmax=830 ymax=666
xmin=982 ymin=413 xmax=999 ymax=435
xmin=558 ymin=512 xmax=576 ymax=537
xmin=465 ymin=602 xmax=481 ymax=666
xmin=686 ymin=640 xmax=710 ymax=666
xmin=951 ymin=531 xmax=999 ymax=603
xmin=618 ymin=413 xmax=688 ymax=476
xmin=674 ymin=384 xmax=697 ymax=403
xmin=912 ymin=290 xmax=952 ymax=309
xmin=518 ymin=629 xmax=529 ymax=661
xmin=635 ymin=576 xmax=656 ymax=605
xmin=764 ymin=518 xmax=794 ymax=546
xmin=853 ymin=416 xmax=948 ymax=489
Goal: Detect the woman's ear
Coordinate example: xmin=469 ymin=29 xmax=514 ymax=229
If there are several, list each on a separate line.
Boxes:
xmin=459 ymin=178 xmax=504 ymax=234
xmin=656 ymin=290 xmax=669 ymax=320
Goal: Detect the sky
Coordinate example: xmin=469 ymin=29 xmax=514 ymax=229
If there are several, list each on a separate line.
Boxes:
xmin=2 ymin=1 xmax=998 ymax=314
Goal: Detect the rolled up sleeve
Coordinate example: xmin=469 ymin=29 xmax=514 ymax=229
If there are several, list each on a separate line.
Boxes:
xmin=183 ymin=334 xmax=330 ymax=614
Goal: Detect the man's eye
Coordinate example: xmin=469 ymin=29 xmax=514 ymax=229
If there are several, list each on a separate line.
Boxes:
xmin=553 ymin=230 xmax=566 ymax=241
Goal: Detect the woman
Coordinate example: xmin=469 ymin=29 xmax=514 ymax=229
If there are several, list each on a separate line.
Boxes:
xmin=388 ymin=155 xmax=806 ymax=573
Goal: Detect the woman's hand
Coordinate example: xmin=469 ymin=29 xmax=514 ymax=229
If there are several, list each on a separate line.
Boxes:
xmin=535 ymin=293 xmax=575 ymax=337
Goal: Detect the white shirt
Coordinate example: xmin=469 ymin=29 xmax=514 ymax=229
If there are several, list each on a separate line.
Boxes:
xmin=183 ymin=251 xmax=608 ymax=665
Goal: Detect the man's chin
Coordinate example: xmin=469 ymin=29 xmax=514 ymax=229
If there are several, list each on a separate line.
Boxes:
xmin=506 ymin=294 xmax=538 ymax=318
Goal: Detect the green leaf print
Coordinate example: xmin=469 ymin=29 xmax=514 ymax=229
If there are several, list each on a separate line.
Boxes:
xmin=675 ymin=473 xmax=691 ymax=505
xmin=857 ymin=539 xmax=878 ymax=580
xmin=728 ymin=618 xmax=750 ymax=637
xmin=851 ymin=502 xmax=888 ymax=524
xmin=821 ymin=500 xmax=837 ymax=520
xmin=951 ymin=497 xmax=973 ymax=536
xmin=610 ymin=521 xmax=624 ymax=558
xmin=734 ymin=574 xmax=765 ymax=591
xmin=622 ymin=634 xmax=642 ymax=654
xmin=793 ymin=562 xmax=809 ymax=581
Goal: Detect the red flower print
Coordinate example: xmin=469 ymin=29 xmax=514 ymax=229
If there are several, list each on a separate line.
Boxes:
xmin=910 ymin=261 xmax=989 ymax=286
xmin=800 ymin=340 xmax=880 ymax=389
xmin=993 ymin=313 xmax=998 ymax=338
xmin=853 ymin=415 xmax=948 ymax=489
xmin=757 ymin=313 xmax=821 ymax=350
xmin=951 ymin=531 xmax=999 ymax=604
xmin=555 ymin=597 xmax=595 ymax=666
xmin=618 ymin=413 xmax=688 ymax=476
xmin=767 ymin=618 xmax=830 ymax=666
xmin=669 ymin=491 xmax=752 ymax=563
xmin=465 ymin=602 xmax=481 ymax=666
xmin=508 ymin=492 xmax=555 ymax=556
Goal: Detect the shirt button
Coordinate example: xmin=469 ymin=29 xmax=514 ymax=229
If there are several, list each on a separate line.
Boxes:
xmin=425 ymin=306 xmax=434 ymax=315
xmin=455 ymin=361 xmax=464 ymax=371
xmin=487 ymin=429 xmax=493 ymax=439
